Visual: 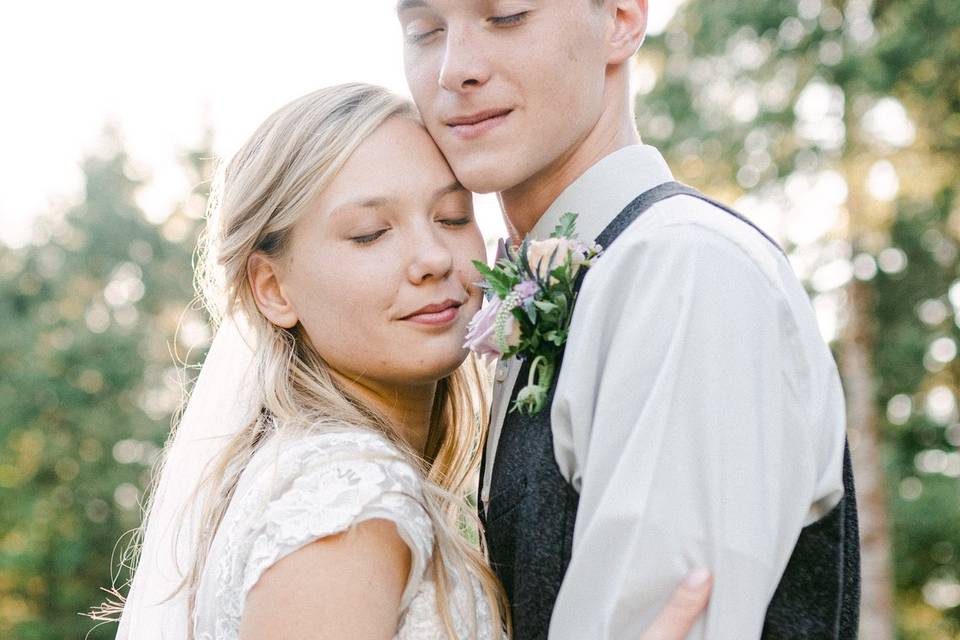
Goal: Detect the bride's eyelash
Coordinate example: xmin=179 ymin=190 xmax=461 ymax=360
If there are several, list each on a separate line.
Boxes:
xmin=350 ymin=215 xmax=469 ymax=243
xmin=351 ymin=229 xmax=387 ymax=244
xmin=490 ymin=12 xmax=529 ymax=26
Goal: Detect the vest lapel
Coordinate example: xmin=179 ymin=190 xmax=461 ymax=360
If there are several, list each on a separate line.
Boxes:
xmin=481 ymin=357 xmax=522 ymax=514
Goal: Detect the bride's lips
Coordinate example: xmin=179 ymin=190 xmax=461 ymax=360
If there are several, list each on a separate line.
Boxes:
xmin=400 ymin=299 xmax=463 ymax=326
xmin=445 ymin=109 xmax=512 ymax=140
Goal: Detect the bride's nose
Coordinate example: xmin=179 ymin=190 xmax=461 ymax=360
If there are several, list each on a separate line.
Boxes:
xmin=406 ymin=227 xmax=454 ymax=284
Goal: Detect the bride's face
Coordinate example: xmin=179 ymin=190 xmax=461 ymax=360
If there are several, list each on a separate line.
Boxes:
xmin=256 ymin=116 xmax=485 ymax=388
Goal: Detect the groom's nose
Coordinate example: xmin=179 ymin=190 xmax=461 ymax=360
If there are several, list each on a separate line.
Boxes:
xmin=438 ymin=26 xmax=491 ymax=92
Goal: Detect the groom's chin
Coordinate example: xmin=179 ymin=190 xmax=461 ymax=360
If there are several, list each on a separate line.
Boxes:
xmin=446 ymin=156 xmax=529 ymax=196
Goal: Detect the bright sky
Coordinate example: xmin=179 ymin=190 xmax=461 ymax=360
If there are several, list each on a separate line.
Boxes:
xmin=0 ymin=0 xmax=682 ymax=249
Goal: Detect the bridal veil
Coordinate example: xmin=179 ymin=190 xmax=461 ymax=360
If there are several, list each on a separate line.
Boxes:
xmin=116 ymin=315 xmax=257 ymax=639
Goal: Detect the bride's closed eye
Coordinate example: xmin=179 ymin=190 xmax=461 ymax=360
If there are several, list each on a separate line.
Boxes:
xmin=350 ymin=228 xmax=389 ymax=245
xmin=348 ymin=216 xmax=470 ymax=245
xmin=438 ymin=216 xmax=472 ymax=227
xmin=489 ymin=11 xmax=529 ymax=27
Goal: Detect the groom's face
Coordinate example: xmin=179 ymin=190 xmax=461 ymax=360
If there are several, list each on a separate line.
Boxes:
xmin=399 ymin=0 xmax=612 ymax=194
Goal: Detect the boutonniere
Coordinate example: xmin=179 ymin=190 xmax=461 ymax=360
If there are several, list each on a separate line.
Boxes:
xmin=464 ymin=213 xmax=603 ymax=416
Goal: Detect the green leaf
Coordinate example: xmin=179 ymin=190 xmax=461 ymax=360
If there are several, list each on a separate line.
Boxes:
xmin=534 ymin=300 xmax=558 ymax=314
xmin=499 ymin=260 xmax=520 ymax=279
xmin=516 ymin=240 xmax=536 ymax=279
xmin=523 ymin=299 xmax=538 ymax=323
xmin=550 ymin=212 xmax=578 ymax=239
xmin=472 ymin=259 xmax=515 ymax=298
xmin=550 ymin=264 xmax=570 ymax=286
xmin=472 ymin=259 xmax=497 ymax=279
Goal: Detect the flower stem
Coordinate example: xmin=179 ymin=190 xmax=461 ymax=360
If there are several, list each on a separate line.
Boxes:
xmin=527 ymin=355 xmax=547 ymax=389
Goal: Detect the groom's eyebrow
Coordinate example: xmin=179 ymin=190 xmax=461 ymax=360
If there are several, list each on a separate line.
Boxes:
xmin=396 ymin=0 xmax=428 ymax=13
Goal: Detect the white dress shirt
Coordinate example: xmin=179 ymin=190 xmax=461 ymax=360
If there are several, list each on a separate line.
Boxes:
xmin=481 ymin=145 xmax=847 ymax=639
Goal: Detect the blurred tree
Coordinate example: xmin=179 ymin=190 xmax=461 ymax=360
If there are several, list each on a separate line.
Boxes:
xmin=637 ymin=0 xmax=960 ymax=637
xmin=0 ymin=131 xmax=212 ymax=639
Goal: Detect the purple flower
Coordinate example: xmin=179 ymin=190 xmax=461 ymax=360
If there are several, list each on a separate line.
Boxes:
xmin=464 ymin=295 xmax=521 ymax=360
xmin=464 ymin=296 xmax=504 ymax=359
xmin=513 ymin=280 xmax=539 ymax=303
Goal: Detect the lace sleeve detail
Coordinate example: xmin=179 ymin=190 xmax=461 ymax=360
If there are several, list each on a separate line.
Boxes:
xmin=223 ymin=431 xmax=434 ymax=616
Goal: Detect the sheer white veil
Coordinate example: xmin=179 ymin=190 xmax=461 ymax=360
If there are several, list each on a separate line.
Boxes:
xmin=116 ymin=314 xmax=258 ymax=639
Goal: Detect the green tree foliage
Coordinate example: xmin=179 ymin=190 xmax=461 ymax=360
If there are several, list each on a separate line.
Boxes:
xmin=0 ymin=134 xmax=210 ymax=638
xmin=875 ymin=193 xmax=960 ymax=639
xmin=638 ymin=0 xmax=960 ymax=636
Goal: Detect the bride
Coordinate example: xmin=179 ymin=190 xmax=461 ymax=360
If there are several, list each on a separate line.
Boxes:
xmin=112 ymin=84 xmax=711 ymax=639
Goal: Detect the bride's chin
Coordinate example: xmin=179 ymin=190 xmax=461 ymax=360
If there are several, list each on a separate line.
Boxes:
xmin=410 ymin=352 xmax=471 ymax=384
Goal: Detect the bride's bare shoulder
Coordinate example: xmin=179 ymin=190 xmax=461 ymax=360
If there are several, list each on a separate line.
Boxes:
xmin=240 ymin=516 xmax=412 ymax=640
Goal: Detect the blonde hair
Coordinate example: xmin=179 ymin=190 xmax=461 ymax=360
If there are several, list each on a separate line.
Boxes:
xmin=154 ymin=84 xmax=505 ymax=638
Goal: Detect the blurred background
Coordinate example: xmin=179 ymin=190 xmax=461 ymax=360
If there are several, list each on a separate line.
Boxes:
xmin=1 ymin=0 xmax=958 ymax=637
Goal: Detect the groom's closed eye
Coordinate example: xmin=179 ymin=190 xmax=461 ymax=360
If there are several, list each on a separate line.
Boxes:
xmin=398 ymin=0 xmax=442 ymax=44
xmin=398 ymin=1 xmax=533 ymax=36
xmin=406 ymin=24 xmax=443 ymax=45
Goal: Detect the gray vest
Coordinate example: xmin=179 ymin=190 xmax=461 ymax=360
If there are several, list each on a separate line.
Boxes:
xmin=479 ymin=182 xmax=860 ymax=640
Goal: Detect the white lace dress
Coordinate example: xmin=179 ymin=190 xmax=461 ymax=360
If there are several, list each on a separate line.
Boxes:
xmin=193 ymin=429 xmax=498 ymax=640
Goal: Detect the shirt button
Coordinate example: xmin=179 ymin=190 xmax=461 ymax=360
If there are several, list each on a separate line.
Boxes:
xmin=495 ymin=363 xmax=508 ymax=383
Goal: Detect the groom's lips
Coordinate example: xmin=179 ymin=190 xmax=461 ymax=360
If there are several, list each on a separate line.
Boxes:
xmin=445 ymin=109 xmax=512 ymax=140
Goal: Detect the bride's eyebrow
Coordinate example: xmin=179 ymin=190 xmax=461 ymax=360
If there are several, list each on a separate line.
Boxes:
xmin=329 ymin=181 xmax=466 ymax=218
xmin=329 ymin=197 xmax=392 ymax=218
xmin=434 ymin=180 xmax=467 ymax=200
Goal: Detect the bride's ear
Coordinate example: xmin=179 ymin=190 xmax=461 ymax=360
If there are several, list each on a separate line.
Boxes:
xmin=247 ymin=252 xmax=299 ymax=329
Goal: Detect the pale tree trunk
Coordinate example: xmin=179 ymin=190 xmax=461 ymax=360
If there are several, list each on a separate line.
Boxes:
xmin=840 ymin=85 xmax=898 ymax=634
xmin=839 ymin=275 xmax=896 ymax=640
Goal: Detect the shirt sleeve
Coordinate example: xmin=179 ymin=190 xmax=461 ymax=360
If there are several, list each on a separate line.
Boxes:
xmin=547 ymin=220 xmax=821 ymax=639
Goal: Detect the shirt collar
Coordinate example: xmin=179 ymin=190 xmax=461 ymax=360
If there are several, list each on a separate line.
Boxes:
xmin=528 ymin=144 xmax=675 ymax=242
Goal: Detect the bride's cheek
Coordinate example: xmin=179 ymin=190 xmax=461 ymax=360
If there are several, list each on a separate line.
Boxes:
xmin=462 ymin=258 xmax=484 ymax=287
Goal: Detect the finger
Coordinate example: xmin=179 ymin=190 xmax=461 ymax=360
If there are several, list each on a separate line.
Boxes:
xmin=640 ymin=569 xmax=713 ymax=640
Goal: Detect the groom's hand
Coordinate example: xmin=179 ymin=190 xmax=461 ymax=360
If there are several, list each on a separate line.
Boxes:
xmin=639 ymin=570 xmax=712 ymax=640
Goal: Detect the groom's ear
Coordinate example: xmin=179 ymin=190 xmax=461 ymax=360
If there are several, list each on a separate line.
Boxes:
xmin=247 ymin=252 xmax=299 ymax=329
xmin=605 ymin=0 xmax=648 ymax=65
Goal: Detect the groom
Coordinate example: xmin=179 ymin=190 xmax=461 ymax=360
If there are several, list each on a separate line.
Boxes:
xmin=398 ymin=1 xmax=860 ymax=638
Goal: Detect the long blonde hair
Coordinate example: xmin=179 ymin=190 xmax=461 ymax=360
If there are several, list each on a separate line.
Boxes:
xmin=180 ymin=84 xmax=507 ymax=637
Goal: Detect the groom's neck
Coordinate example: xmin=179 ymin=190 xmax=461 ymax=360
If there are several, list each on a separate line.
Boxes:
xmin=499 ymin=89 xmax=641 ymax=243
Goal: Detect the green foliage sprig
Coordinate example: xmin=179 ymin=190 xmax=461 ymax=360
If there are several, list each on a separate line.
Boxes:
xmin=464 ymin=213 xmax=602 ymax=415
